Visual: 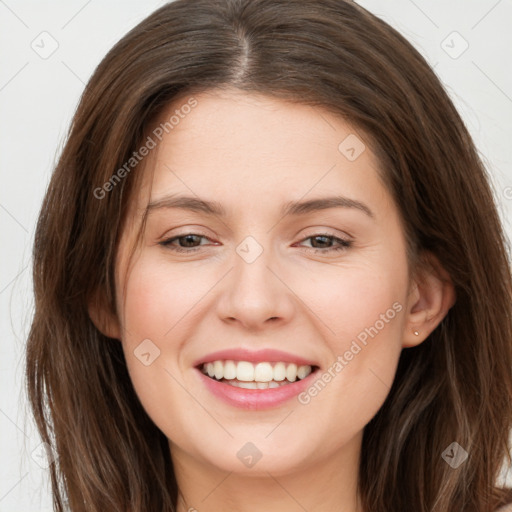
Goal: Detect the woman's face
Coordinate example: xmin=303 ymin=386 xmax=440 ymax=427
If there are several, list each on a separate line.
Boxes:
xmin=114 ymin=88 xmax=413 ymax=476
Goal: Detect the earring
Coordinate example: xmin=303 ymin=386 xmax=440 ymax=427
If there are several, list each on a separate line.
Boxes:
xmin=413 ymin=330 xmax=419 ymax=336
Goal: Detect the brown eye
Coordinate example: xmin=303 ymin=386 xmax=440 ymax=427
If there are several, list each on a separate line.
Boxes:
xmin=159 ymin=233 xmax=212 ymax=252
xmin=175 ymin=234 xmax=203 ymax=247
xmin=309 ymin=235 xmax=333 ymax=248
xmin=297 ymin=233 xmax=352 ymax=253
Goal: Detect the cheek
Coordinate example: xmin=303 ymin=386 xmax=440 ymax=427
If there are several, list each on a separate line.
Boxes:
xmin=293 ymin=256 xmax=407 ymax=426
xmin=296 ymin=256 xmax=406 ymax=353
xmin=120 ymin=256 xmax=207 ymax=342
xmin=116 ymin=256 xmax=209 ymax=434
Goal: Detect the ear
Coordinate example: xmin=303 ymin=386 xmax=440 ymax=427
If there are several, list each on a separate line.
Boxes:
xmin=402 ymin=251 xmax=456 ymax=348
xmin=87 ymin=290 xmax=122 ymax=340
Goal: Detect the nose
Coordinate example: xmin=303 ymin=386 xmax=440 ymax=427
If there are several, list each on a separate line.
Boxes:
xmin=215 ymin=242 xmax=295 ymax=331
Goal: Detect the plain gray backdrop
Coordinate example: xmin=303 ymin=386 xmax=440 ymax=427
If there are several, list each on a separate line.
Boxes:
xmin=1 ymin=1 xmax=511 ymax=510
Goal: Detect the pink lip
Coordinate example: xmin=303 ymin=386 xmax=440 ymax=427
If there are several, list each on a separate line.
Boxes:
xmin=195 ymin=367 xmax=319 ymax=410
xmin=192 ymin=348 xmax=318 ymax=367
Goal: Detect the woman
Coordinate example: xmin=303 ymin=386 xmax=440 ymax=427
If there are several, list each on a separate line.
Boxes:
xmin=26 ymin=0 xmax=512 ymax=510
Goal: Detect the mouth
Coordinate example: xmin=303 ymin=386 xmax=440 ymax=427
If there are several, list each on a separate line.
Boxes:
xmin=193 ymin=348 xmax=321 ymax=409
xmin=197 ymin=360 xmax=320 ymax=389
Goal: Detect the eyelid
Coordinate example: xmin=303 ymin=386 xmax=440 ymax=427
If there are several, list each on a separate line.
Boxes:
xmin=158 ymin=225 xmax=215 ymax=241
xmin=158 ymin=231 xmax=216 ymax=246
xmin=157 ymin=228 xmax=351 ymax=243
xmin=298 ymin=225 xmax=353 ymax=238
xmin=159 ymin=230 xmax=352 ymax=255
xmin=293 ymin=232 xmax=352 ymax=251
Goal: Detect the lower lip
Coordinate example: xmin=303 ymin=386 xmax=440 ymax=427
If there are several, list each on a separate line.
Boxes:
xmin=195 ymin=368 xmax=319 ymax=410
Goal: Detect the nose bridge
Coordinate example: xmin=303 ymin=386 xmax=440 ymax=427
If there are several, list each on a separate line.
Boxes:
xmin=217 ymin=234 xmax=294 ymax=327
xmin=233 ymin=234 xmax=279 ymax=304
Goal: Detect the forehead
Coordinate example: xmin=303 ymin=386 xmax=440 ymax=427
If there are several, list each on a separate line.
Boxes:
xmin=136 ymin=88 xmax=389 ymax=216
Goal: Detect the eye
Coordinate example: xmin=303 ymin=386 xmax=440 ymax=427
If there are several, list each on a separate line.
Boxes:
xmin=159 ymin=233 xmax=213 ymax=253
xmin=296 ymin=233 xmax=352 ymax=253
xmin=158 ymin=232 xmax=352 ymax=254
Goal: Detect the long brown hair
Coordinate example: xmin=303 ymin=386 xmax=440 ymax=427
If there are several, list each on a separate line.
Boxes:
xmin=25 ymin=0 xmax=512 ymax=510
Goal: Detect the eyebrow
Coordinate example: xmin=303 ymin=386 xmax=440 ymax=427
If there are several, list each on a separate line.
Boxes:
xmin=146 ymin=194 xmax=374 ymax=219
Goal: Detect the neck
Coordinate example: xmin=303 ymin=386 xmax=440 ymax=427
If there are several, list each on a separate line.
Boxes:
xmin=171 ymin=432 xmax=364 ymax=512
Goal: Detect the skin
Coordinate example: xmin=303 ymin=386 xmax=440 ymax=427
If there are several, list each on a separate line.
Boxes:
xmin=90 ymin=88 xmax=455 ymax=512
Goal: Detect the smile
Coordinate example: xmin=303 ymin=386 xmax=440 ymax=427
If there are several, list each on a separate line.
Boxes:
xmin=195 ymin=360 xmax=320 ymax=410
xmin=200 ymin=360 xmax=315 ymax=389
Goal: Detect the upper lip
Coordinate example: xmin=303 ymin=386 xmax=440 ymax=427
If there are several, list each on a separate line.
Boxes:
xmin=193 ymin=348 xmax=319 ymax=368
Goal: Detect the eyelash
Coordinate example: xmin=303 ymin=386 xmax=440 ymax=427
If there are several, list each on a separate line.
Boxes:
xmin=158 ymin=233 xmax=352 ymax=254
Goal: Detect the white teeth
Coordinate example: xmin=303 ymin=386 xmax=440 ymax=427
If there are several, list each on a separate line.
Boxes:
xmin=273 ymin=362 xmax=286 ymax=381
xmin=213 ymin=360 xmax=223 ymax=380
xmin=254 ymin=362 xmax=274 ymax=382
xmin=286 ymin=363 xmax=298 ymax=382
xmin=297 ymin=365 xmax=310 ymax=380
xmin=237 ymin=361 xmax=254 ymax=382
xmin=237 ymin=381 xmax=258 ymax=389
xmin=223 ymin=360 xmax=237 ymax=380
xmin=224 ymin=379 xmax=288 ymax=389
xmin=200 ymin=359 xmax=314 ymax=383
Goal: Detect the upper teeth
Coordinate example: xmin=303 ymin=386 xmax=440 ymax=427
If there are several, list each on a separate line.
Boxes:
xmin=201 ymin=360 xmax=313 ymax=382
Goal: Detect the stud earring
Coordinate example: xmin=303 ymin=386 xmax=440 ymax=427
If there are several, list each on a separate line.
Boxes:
xmin=413 ymin=330 xmax=419 ymax=336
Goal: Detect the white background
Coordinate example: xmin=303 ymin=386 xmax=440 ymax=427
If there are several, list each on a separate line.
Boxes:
xmin=1 ymin=1 xmax=511 ymax=510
